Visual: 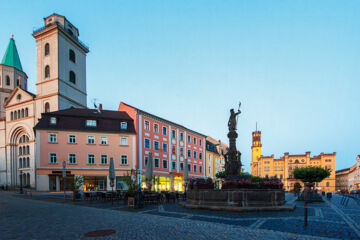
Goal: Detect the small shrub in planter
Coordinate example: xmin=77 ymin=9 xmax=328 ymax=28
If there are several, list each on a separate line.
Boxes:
xmin=70 ymin=176 xmax=84 ymax=201
xmin=222 ymin=178 xmax=283 ymax=190
xmin=189 ymin=178 xmax=214 ymax=190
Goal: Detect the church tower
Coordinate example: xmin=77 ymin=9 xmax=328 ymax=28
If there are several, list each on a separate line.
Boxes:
xmin=251 ymin=124 xmax=262 ymax=176
xmin=32 ymin=13 xmax=89 ymax=120
xmin=0 ymin=36 xmax=28 ymax=117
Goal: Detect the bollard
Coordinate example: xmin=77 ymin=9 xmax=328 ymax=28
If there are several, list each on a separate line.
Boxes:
xmin=304 ymin=202 xmax=308 ymax=227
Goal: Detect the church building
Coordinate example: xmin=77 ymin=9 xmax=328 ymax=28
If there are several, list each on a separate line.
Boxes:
xmin=0 ymin=13 xmax=89 ymax=188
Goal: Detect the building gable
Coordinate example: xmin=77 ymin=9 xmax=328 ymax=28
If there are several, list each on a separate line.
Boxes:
xmin=4 ymin=87 xmax=35 ymax=108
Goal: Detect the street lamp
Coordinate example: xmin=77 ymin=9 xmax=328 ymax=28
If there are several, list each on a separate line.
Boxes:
xmin=19 ymin=170 xmax=23 ymax=194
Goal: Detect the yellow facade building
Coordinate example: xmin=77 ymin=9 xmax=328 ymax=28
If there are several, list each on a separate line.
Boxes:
xmin=250 ymin=130 xmax=336 ymax=192
xmin=205 ymin=137 xmax=227 ymax=179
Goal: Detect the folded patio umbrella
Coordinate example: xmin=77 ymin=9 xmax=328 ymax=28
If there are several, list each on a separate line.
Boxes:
xmin=145 ymin=152 xmax=153 ymax=190
xmin=109 ymin=157 xmax=115 ymax=188
xmin=184 ymin=158 xmax=189 ymax=182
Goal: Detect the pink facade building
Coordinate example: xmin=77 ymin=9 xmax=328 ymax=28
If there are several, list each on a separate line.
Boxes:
xmin=34 ymin=107 xmax=136 ymax=191
xmin=118 ymin=102 xmax=206 ymax=192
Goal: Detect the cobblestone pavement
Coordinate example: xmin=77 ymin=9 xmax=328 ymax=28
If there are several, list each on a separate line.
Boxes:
xmin=1 ymin=192 xmax=359 ymax=240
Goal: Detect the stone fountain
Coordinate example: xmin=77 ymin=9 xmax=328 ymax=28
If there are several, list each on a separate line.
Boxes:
xmin=180 ymin=104 xmax=294 ymax=212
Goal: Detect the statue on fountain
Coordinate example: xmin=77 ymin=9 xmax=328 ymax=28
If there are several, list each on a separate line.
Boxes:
xmin=224 ymin=102 xmax=242 ymax=177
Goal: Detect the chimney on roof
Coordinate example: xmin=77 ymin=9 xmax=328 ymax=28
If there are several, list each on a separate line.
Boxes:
xmin=99 ymin=104 xmax=102 ymax=111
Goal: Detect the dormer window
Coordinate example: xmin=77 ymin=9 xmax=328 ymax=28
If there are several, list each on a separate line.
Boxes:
xmin=50 ymin=117 xmax=57 ymax=125
xmin=120 ymin=122 xmax=127 ymax=130
xmin=86 ymin=120 xmax=97 ymax=127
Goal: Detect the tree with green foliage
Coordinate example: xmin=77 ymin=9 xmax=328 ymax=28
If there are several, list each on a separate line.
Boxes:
xmin=215 ymin=171 xmax=227 ymax=179
xmin=293 ymin=167 xmax=330 ymax=188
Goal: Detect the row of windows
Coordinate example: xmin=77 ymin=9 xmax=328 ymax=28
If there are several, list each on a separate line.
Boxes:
xmin=144 ymin=156 xmax=202 ymax=173
xmin=264 ymin=174 xmax=283 ymax=179
xmin=60 ymin=119 xmax=127 ymax=129
xmin=143 ymin=121 xmax=202 ymax=146
xmin=10 ymin=108 xmax=29 ymax=120
xmin=18 ymin=145 xmax=30 ymax=155
xmin=144 ymin=138 xmax=202 ymax=159
xmin=144 ymin=139 xmax=168 ymax=152
xmin=44 ymin=66 xmax=77 ymax=85
xmin=48 ymin=134 xmax=128 ymax=146
xmin=289 ymin=159 xmax=306 ymax=163
xmin=49 ymin=153 xmax=128 ymax=165
xmin=0 ymin=75 xmax=23 ymax=88
xmin=49 ymin=118 xmax=127 ymax=129
xmin=19 ymin=157 xmax=30 ymax=168
xmin=19 ymin=135 xmax=29 ymax=143
xmin=44 ymin=43 xmax=76 ymax=63
xmin=187 ymin=149 xmax=202 ymax=160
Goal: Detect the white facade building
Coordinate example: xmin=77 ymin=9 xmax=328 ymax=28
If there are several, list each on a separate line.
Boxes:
xmin=0 ymin=13 xmax=89 ymax=188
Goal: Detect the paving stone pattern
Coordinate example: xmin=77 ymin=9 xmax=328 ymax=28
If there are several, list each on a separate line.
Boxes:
xmin=1 ymin=192 xmax=358 ymax=239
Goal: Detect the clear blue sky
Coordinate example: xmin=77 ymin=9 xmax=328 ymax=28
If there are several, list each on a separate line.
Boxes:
xmin=1 ymin=1 xmax=359 ymax=172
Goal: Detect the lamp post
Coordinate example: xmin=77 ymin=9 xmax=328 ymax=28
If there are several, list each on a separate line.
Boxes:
xmin=19 ymin=170 xmax=23 ymax=194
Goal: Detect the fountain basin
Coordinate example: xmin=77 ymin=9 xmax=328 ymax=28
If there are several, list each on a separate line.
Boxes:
xmin=180 ymin=189 xmax=295 ymax=212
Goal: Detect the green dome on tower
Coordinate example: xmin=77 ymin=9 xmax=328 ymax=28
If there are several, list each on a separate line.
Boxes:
xmin=1 ymin=36 xmax=23 ymax=71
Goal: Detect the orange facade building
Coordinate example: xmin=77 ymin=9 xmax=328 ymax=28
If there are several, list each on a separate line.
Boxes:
xmin=34 ymin=108 xmax=136 ymax=191
xmin=250 ymin=130 xmax=336 ymax=192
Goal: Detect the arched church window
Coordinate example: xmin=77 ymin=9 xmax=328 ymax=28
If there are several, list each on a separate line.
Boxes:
xmin=45 ymin=43 xmax=50 ymax=56
xmin=25 ymin=108 xmax=28 ymax=117
xmin=26 ymin=146 xmax=30 ymax=155
xmin=25 ymin=136 xmax=29 ymax=142
xmin=6 ymin=75 xmax=10 ymax=86
xmin=17 ymin=76 xmax=21 ymax=87
xmin=21 ymin=109 xmax=24 ymax=118
xmin=27 ymin=158 xmax=30 ymax=168
xmin=17 ymin=110 xmax=20 ymax=119
xmin=14 ymin=111 xmax=17 ymax=120
xmin=22 ymin=146 xmax=26 ymax=155
xmin=19 ymin=147 xmax=22 ymax=155
xmin=19 ymin=158 xmax=22 ymax=168
xmin=45 ymin=102 xmax=50 ymax=113
xmin=69 ymin=49 xmax=76 ymax=63
xmin=45 ymin=66 xmax=50 ymax=78
xmin=69 ymin=71 xmax=76 ymax=84
xmin=10 ymin=112 xmax=13 ymax=121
